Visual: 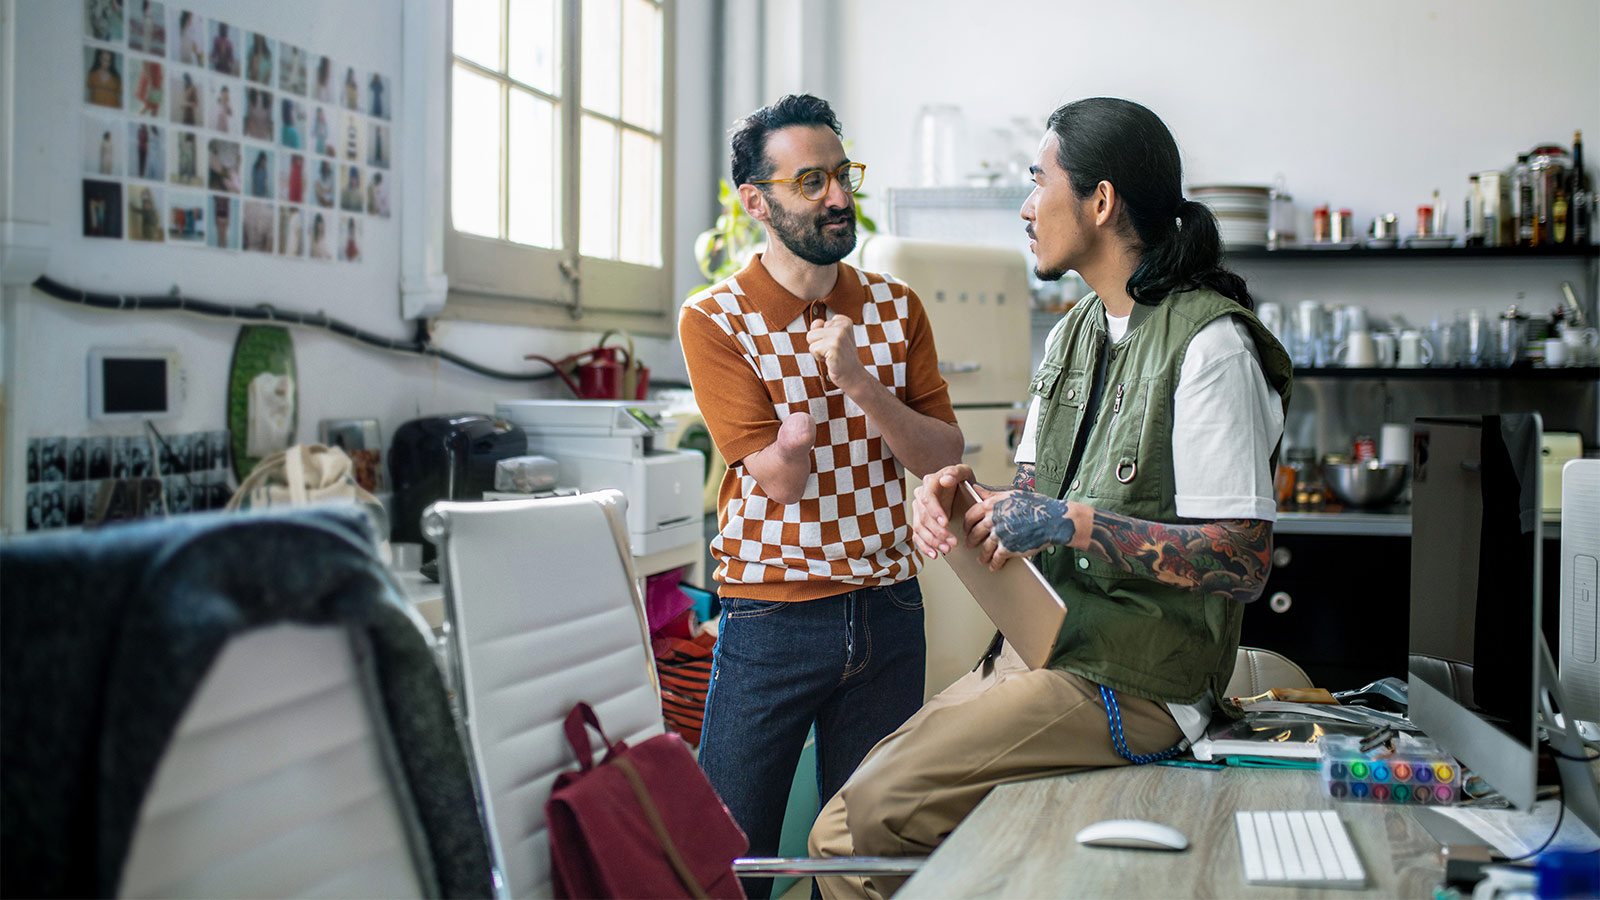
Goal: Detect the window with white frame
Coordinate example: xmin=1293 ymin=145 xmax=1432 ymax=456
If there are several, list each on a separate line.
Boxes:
xmin=446 ymin=0 xmax=672 ymax=330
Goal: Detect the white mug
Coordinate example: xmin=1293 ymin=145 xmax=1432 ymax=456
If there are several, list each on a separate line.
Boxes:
xmin=1561 ymin=325 xmax=1599 ymax=366
xmin=1397 ymin=330 xmax=1433 ymax=368
xmin=1380 ymin=423 xmax=1411 ymax=465
xmin=1334 ymin=330 xmax=1376 ymax=367
xmin=1372 ymin=332 xmax=1397 ymax=367
xmin=1545 ymin=340 xmax=1570 ymax=367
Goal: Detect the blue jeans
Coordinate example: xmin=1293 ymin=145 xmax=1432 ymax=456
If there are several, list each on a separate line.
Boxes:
xmin=699 ymin=580 xmax=926 ymax=895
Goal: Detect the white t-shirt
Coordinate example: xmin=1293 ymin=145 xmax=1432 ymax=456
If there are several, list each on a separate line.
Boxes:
xmin=1015 ymin=309 xmax=1283 ymax=521
xmin=1013 ymin=306 xmax=1285 ymax=743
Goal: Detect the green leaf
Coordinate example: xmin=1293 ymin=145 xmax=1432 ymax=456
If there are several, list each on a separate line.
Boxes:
xmin=857 ymin=210 xmax=878 ymax=233
xmin=693 ymin=231 xmax=718 ymax=280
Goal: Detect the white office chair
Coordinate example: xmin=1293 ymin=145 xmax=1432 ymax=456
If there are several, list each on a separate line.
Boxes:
xmin=118 ymin=624 xmax=428 ymax=898
xmin=426 ymin=491 xmax=923 ymax=899
xmin=424 ymin=490 xmax=663 ymax=900
xmin=1223 ymin=646 xmax=1316 ymax=698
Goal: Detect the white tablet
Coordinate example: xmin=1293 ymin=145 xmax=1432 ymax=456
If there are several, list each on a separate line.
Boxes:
xmin=944 ymin=481 xmax=1068 ymax=669
xmin=87 ymin=347 xmax=182 ymax=421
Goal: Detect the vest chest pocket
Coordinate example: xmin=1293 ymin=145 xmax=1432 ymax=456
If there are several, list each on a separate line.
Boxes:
xmin=1089 ymin=376 xmax=1162 ymax=501
xmin=1028 ymin=362 xmax=1064 ymax=401
xmin=1048 ymin=367 xmax=1089 ymax=412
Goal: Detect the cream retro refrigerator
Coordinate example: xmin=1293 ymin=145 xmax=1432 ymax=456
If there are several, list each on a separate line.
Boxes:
xmin=860 ymin=236 xmax=1035 ymax=698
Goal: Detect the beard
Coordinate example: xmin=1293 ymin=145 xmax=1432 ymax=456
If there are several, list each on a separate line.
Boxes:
xmin=1027 ymin=224 xmax=1068 ymax=281
xmin=768 ymin=199 xmax=857 ymax=266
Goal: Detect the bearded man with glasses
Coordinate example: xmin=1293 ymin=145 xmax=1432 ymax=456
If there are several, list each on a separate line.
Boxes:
xmin=679 ymin=93 xmax=964 ymax=895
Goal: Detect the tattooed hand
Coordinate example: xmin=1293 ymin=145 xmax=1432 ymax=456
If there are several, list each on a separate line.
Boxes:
xmin=989 ymin=492 xmax=1075 ymax=556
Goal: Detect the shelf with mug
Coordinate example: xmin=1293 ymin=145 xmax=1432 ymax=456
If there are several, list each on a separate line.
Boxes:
xmin=1292 ymin=365 xmax=1599 ymax=380
xmin=1227 ymin=244 xmax=1599 ymax=261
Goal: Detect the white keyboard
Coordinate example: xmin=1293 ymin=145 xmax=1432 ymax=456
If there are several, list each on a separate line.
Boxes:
xmin=1235 ymin=810 xmax=1367 ymax=889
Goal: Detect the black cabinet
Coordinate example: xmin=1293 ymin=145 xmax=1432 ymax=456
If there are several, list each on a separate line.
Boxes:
xmin=1242 ymin=531 xmax=1566 ymax=692
xmin=1243 ymin=533 xmax=1411 ymax=691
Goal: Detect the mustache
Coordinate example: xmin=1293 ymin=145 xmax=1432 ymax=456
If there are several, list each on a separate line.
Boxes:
xmin=1026 ymin=225 xmax=1037 ymax=240
xmin=819 ymin=209 xmax=854 ymax=227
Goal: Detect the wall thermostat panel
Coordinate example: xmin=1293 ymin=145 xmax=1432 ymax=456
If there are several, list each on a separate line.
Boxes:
xmin=87 ymin=347 xmax=183 ymax=421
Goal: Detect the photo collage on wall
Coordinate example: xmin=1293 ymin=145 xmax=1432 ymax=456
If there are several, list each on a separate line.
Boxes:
xmin=82 ymin=0 xmax=394 ymax=261
xmin=25 ymin=431 xmax=232 ymax=532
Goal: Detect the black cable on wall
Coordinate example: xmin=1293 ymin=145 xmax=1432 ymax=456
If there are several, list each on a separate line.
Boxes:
xmin=31 ymin=275 xmax=558 ymax=383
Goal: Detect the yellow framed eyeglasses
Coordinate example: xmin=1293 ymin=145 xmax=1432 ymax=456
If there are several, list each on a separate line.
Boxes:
xmin=751 ymin=162 xmax=867 ymax=201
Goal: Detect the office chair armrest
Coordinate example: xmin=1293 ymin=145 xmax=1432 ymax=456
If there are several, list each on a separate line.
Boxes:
xmin=731 ymin=857 xmax=926 ymax=877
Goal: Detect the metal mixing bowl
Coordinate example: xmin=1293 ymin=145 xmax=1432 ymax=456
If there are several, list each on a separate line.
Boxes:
xmin=1323 ymin=461 xmax=1408 ymax=508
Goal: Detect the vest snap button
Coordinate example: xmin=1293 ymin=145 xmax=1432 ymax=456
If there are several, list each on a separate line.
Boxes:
xmin=1077 ymin=557 xmax=1090 ymax=570
xmin=1070 ymin=479 xmax=1080 ymax=490
xmin=1066 ymin=389 xmax=1076 ymax=400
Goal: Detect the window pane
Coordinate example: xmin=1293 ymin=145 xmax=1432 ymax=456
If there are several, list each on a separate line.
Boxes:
xmin=508 ymin=0 xmax=559 ymax=94
xmin=451 ymin=64 xmax=502 ymax=238
xmin=579 ymin=115 xmax=618 ymax=259
xmin=580 ymin=0 xmax=621 ymax=119
xmin=452 ymin=0 xmax=503 ymax=71
xmin=508 ymin=90 xmax=558 ymax=248
xmin=619 ymin=129 xmax=659 ymax=265
xmin=620 ymin=0 xmax=660 ymax=131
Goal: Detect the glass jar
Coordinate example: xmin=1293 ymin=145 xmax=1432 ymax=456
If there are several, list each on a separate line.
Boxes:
xmin=1269 ymin=189 xmax=1297 ymax=248
xmin=1493 ymin=305 xmax=1529 ymax=368
xmin=1527 ymin=144 xmax=1571 ymax=245
xmin=912 ymin=104 xmax=966 ymax=187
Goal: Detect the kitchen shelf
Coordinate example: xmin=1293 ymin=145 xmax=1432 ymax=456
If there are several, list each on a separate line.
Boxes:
xmin=1274 ymin=510 xmax=1563 ymax=538
xmin=1293 ymin=365 xmax=1598 ymax=380
xmin=1227 ymin=244 xmax=1599 ymax=261
xmin=1275 ymin=510 xmax=1412 ymax=536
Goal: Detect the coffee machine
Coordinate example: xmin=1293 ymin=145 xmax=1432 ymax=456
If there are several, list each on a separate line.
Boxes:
xmin=388 ymin=413 xmax=527 ymax=560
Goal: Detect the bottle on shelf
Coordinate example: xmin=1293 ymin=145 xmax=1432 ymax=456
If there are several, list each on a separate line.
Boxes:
xmin=1514 ymin=154 xmax=1534 ymax=246
xmin=1478 ymin=169 xmax=1509 ymax=246
xmin=1465 ymin=174 xmax=1483 ymax=246
xmin=1573 ymin=130 xmax=1591 ymax=246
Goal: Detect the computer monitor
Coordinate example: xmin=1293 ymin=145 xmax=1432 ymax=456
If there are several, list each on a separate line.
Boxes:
xmin=1408 ymin=414 xmax=1543 ymax=812
xmin=1408 ymin=414 xmax=1600 ymax=840
xmin=1559 ymin=458 xmax=1600 ymax=733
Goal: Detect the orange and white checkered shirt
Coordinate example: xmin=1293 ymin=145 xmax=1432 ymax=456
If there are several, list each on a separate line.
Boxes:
xmin=680 ymin=256 xmax=956 ymax=602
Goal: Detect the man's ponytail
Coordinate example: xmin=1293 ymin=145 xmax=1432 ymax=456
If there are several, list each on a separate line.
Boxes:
xmin=1127 ymin=198 xmax=1252 ymax=310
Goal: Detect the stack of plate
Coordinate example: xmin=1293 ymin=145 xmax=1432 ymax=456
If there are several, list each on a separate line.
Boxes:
xmin=1189 ymin=184 xmax=1270 ymax=249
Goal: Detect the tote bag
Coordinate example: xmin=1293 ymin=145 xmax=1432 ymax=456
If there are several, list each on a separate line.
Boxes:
xmin=546 ymin=703 xmax=746 ymax=899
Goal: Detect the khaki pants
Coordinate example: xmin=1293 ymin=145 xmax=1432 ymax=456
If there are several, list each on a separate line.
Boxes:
xmin=808 ymin=642 xmax=1184 ymax=900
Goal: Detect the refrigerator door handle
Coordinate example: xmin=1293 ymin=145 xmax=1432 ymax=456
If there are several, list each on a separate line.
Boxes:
xmin=939 ymin=361 xmax=983 ymax=374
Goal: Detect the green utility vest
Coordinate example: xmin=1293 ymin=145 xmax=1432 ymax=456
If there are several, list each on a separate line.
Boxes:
xmin=1028 ymin=288 xmax=1293 ymax=705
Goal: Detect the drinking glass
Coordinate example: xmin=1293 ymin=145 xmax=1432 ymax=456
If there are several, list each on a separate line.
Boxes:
xmin=1463 ymin=308 xmax=1490 ymax=368
xmin=1291 ymin=301 xmax=1323 ymax=368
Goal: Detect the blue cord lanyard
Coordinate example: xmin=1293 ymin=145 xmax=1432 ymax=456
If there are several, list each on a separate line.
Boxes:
xmin=1100 ymin=685 xmax=1186 ymax=764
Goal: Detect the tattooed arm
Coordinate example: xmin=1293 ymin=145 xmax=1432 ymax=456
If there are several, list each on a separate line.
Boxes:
xmin=1009 ymin=462 xmax=1036 ymax=492
xmin=984 ymin=494 xmax=1273 ymax=604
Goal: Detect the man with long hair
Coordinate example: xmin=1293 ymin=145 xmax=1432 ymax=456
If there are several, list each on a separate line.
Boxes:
xmin=810 ymin=98 xmax=1293 ymax=900
xmin=679 ymin=94 xmax=964 ymax=896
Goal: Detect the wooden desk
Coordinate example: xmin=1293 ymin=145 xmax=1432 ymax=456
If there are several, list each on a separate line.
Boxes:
xmin=898 ymin=764 xmax=1445 ymax=899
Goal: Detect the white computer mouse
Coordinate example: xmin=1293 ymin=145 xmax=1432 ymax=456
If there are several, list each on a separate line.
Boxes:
xmin=1073 ymin=818 xmax=1189 ymax=851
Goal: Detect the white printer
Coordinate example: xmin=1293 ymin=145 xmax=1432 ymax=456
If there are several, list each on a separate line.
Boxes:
xmin=495 ymin=400 xmax=704 ymax=556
